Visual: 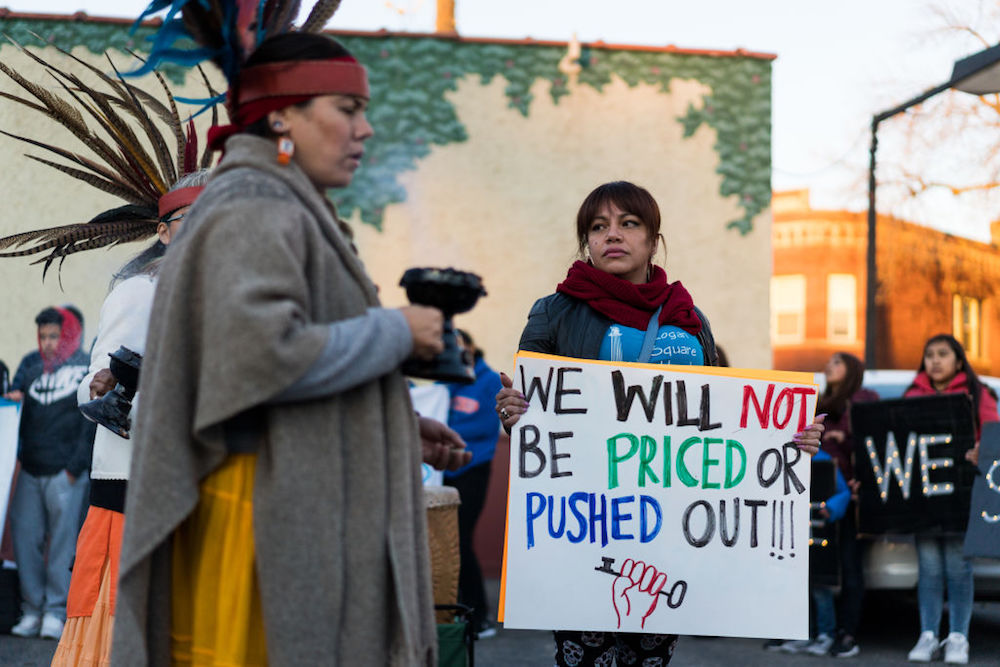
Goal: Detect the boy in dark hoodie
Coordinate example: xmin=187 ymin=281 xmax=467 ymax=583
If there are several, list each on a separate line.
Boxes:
xmin=4 ymin=307 xmax=94 ymax=640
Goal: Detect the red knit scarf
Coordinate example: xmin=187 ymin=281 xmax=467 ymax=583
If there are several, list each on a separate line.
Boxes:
xmin=556 ymin=260 xmax=702 ymax=334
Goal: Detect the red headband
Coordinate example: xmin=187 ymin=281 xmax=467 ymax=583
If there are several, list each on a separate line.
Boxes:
xmin=158 ymin=185 xmax=205 ymax=218
xmin=235 ymin=60 xmax=370 ymax=105
xmin=207 ymin=58 xmax=370 ymax=152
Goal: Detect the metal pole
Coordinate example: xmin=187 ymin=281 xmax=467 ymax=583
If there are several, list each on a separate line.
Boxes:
xmin=864 ymin=79 xmax=955 ymax=369
xmin=861 ymin=48 xmax=999 ymax=369
xmin=865 ymin=116 xmax=880 ymax=369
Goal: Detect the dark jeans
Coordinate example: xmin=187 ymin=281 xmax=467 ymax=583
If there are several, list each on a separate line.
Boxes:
xmin=837 ymin=504 xmax=864 ymax=637
xmin=444 ymin=461 xmax=492 ymax=628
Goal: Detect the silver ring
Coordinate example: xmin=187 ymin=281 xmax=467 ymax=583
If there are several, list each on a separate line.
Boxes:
xmin=500 ymin=408 xmax=510 ymax=420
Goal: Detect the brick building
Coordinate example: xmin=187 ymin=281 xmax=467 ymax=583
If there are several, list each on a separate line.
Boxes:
xmin=772 ymin=189 xmax=1000 ymax=374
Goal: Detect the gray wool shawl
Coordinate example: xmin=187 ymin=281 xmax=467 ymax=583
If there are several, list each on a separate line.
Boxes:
xmin=112 ymin=135 xmax=437 ymax=666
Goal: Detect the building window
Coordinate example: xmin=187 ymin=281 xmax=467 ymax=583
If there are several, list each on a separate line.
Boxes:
xmin=771 ymin=275 xmax=806 ymax=343
xmin=827 ymin=274 xmax=857 ymax=342
xmin=953 ymin=295 xmax=982 ymax=358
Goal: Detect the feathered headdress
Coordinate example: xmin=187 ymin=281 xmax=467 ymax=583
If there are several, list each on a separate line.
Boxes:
xmin=0 ymin=39 xmax=220 ymax=278
xmin=130 ymin=2 xmax=366 ymax=151
xmin=133 ymin=1 xmax=344 ymax=84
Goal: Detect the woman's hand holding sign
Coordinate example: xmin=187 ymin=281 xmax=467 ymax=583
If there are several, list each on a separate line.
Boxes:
xmin=792 ymin=414 xmax=826 ymax=455
xmin=496 ymin=372 xmax=527 ymax=433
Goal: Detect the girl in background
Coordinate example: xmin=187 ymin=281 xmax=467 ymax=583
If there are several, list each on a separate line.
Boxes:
xmin=903 ymin=334 xmax=997 ymax=664
xmin=817 ymin=352 xmax=878 ymax=658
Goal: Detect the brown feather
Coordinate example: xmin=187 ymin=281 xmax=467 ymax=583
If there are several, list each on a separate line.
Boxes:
xmin=36 ymin=224 xmax=156 ymax=283
xmin=33 ymin=57 xmax=162 ymax=196
xmin=0 ymin=129 xmax=147 ymax=202
xmin=44 ymin=43 xmax=179 ymax=186
xmin=51 ymin=69 xmax=166 ymax=195
xmin=7 ymin=67 xmax=144 ymax=190
xmin=0 ymin=91 xmax=49 ymax=115
xmin=0 ymin=39 xmax=210 ymax=279
xmin=151 ymin=70 xmax=186 ymax=176
xmin=301 ymin=0 xmax=343 ymax=33
xmin=106 ymin=55 xmax=178 ymax=184
xmin=0 ymin=62 xmax=89 ymax=138
xmin=24 ymin=156 xmax=149 ymax=205
xmin=0 ymin=219 xmax=157 ymax=256
xmin=0 ymin=129 xmax=142 ymax=196
xmin=264 ymin=1 xmax=302 ymax=38
xmin=194 ymin=64 xmax=223 ymax=170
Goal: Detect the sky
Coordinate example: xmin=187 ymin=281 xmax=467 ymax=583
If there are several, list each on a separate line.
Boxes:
xmin=9 ymin=0 xmax=1000 ymax=240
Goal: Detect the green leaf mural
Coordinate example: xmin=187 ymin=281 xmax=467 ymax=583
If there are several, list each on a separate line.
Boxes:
xmin=0 ymin=18 xmax=771 ymax=234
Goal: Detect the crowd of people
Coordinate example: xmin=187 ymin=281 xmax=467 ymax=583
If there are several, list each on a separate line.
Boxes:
xmin=0 ymin=2 xmax=992 ymax=666
xmin=763 ymin=341 xmax=995 ymax=665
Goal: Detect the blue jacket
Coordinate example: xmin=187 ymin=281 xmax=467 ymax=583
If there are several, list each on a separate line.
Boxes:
xmin=814 ymin=449 xmax=850 ymax=523
xmin=443 ymin=357 xmax=503 ymax=477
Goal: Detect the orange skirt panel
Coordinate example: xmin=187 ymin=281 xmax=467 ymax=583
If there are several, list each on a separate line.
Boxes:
xmin=50 ymin=553 xmax=116 ymax=667
xmin=65 ymin=506 xmax=124 ymax=618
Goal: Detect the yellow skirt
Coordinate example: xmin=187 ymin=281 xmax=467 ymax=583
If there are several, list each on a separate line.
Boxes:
xmin=171 ymin=454 xmax=267 ymax=666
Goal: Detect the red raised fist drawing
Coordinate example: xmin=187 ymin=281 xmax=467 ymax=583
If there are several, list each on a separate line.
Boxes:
xmin=612 ymin=558 xmax=667 ymax=629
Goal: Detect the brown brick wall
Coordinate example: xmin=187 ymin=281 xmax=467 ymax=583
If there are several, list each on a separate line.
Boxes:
xmin=772 ymin=191 xmax=1000 ymax=375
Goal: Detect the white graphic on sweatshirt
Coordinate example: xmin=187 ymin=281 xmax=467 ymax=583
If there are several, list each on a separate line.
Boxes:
xmin=608 ymin=326 xmax=623 ymax=362
xmin=28 ymin=364 xmax=88 ymax=406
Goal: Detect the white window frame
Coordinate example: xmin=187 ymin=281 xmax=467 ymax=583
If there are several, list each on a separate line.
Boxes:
xmin=953 ymin=294 xmax=982 ymax=359
xmin=771 ymin=274 xmax=806 ymax=344
xmin=826 ymin=274 xmax=857 ymax=343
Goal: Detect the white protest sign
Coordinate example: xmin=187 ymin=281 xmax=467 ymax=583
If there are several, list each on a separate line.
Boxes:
xmin=409 ymin=384 xmax=450 ymax=486
xmin=0 ymin=401 xmax=19 ymax=537
xmin=499 ymin=352 xmax=818 ymax=639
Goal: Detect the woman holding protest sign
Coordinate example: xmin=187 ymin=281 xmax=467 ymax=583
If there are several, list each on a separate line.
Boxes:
xmin=817 ymin=352 xmax=879 ymax=657
xmin=903 ymin=334 xmax=997 ymax=664
xmin=495 ymin=180 xmax=826 ymax=666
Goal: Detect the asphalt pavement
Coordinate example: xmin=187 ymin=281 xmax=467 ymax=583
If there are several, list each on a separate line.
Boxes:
xmin=475 ymin=582 xmax=1000 ymax=666
xmin=2 ymin=584 xmax=998 ymax=665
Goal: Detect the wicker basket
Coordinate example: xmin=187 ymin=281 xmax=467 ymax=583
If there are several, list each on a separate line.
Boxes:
xmin=424 ymin=485 xmax=461 ymax=624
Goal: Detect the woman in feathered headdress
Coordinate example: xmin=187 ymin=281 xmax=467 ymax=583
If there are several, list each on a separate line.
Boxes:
xmin=0 ymin=41 xmax=212 ymax=662
xmin=114 ymin=3 xmax=469 ymax=666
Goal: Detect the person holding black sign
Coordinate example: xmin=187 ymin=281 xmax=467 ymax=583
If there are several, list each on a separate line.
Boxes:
xmin=903 ymin=334 xmax=998 ymax=664
xmin=495 ymin=181 xmax=826 ymax=667
xmin=817 ymin=352 xmax=878 ymax=658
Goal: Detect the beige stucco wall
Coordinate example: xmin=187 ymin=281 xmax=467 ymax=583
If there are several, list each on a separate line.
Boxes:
xmin=354 ymin=74 xmax=772 ymax=372
xmin=0 ymin=45 xmax=224 ymax=370
xmin=0 ymin=44 xmax=771 ymax=376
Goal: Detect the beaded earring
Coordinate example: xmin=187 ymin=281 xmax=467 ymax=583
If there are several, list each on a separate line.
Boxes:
xmin=277 ymin=136 xmax=295 ymax=165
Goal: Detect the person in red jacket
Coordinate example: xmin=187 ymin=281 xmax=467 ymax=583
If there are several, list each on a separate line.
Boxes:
xmin=902 ymin=334 xmax=998 ymax=664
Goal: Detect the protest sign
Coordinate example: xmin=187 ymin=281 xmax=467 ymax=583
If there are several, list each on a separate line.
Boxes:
xmin=499 ymin=352 xmax=818 ymax=639
xmin=852 ymin=394 xmax=976 ymax=535
xmin=0 ymin=401 xmax=18 ymax=538
xmin=964 ymin=422 xmax=1000 ymax=558
xmin=409 ymin=384 xmax=450 ymax=486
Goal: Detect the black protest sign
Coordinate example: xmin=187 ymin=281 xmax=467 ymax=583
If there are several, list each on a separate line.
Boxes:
xmin=852 ymin=394 xmax=976 ymax=534
xmin=963 ymin=423 xmax=1000 ymax=557
xmin=809 ymin=458 xmax=839 ymax=587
